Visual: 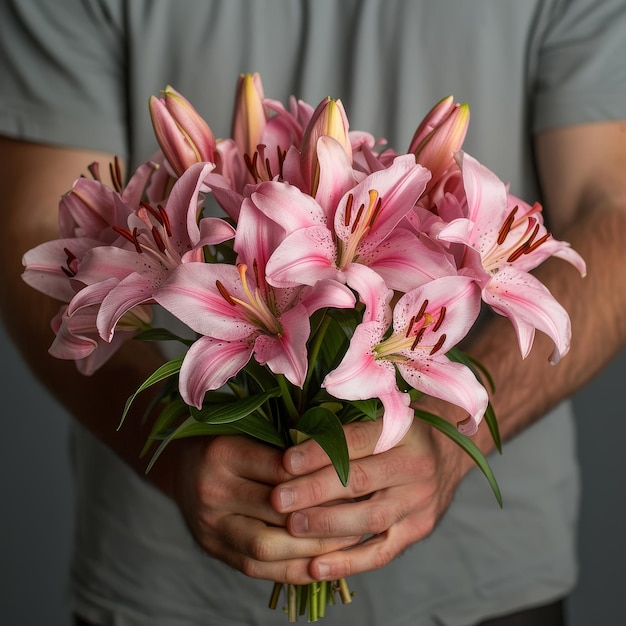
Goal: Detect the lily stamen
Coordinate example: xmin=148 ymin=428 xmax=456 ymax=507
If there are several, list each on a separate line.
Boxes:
xmin=215 ymin=280 xmax=237 ymax=306
xmin=411 ymin=326 xmax=426 ymax=350
xmin=432 ymin=306 xmax=447 ymax=332
xmin=497 ymin=206 xmax=518 ymax=245
xmin=429 ymin=333 xmax=447 ymax=355
xmin=344 ymin=194 xmax=354 ymax=227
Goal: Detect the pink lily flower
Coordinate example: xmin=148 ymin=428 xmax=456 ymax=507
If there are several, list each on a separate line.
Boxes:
xmin=49 ymin=303 xmax=152 ymax=376
xmin=23 ymin=158 xmax=158 ymax=310
xmin=438 ymin=152 xmax=586 ymax=363
xmin=259 ymin=155 xmax=455 ymax=294
xmin=155 ymin=200 xmax=356 ymax=407
xmin=300 ymin=97 xmax=353 ymax=196
xmin=409 ymin=96 xmax=470 ymax=196
xmin=149 ymin=85 xmax=217 ymax=177
xmin=324 ymin=274 xmax=486 ymax=453
xmin=231 ymin=72 xmax=268 ymax=161
xmin=68 ymin=163 xmax=235 ymax=342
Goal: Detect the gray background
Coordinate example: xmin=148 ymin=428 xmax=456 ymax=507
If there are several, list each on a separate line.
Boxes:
xmin=1 ymin=321 xmax=624 ymax=626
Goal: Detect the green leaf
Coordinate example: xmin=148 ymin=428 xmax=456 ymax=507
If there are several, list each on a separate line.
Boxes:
xmin=414 ymin=408 xmax=503 ymax=507
xmin=483 ymin=403 xmax=502 ymax=454
xmin=189 ymin=387 xmax=281 ymax=424
xmin=119 ymin=356 xmax=184 ymax=428
xmin=144 ymin=407 xmax=285 ymax=473
xmin=133 ymin=327 xmax=195 ymax=346
xmin=347 ymin=399 xmax=380 ymax=421
xmin=293 ymin=407 xmax=350 ymax=486
xmin=445 ymin=348 xmax=501 ymax=452
xmin=447 ymin=347 xmax=495 ymax=393
xmin=140 ymin=396 xmax=190 ymax=457
xmin=229 ymin=412 xmax=285 ymax=448
xmin=145 ymin=416 xmax=243 ymax=473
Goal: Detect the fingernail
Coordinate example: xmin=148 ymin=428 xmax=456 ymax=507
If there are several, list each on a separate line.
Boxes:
xmin=289 ymin=450 xmax=305 ymax=472
xmin=316 ymin=562 xmax=331 ymax=579
xmin=279 ymin=487 xmax=294 ymax=510
xmin=291 ymin=511 xmax=308 ymax=533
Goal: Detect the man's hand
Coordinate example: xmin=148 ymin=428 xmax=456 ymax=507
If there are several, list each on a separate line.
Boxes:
xmin=168 ymin=434 xmax=362 ymax=583
xmin=271 ymin=416 xmax=469 ymax=582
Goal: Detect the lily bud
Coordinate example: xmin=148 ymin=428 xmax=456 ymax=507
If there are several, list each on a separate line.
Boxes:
xmin=301 ymin=97 xmax=352 ymax=195
xmin=149 ymin=85 xmax=216 ymax=176
xmin=409 ymin=96 xmax=469 ymax=187
xmin=231 ymin=72 xmax=266 ymax=157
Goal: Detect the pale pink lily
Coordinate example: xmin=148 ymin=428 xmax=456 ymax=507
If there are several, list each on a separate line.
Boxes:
xmin=49 ymin=303 xmax=152 ymax=376
xmin=409 ymin=96 xmax=469 ymax=199
xmin=438 ymin=152 xmax=586 ymax=363
xmin=22 ymin=159 xmax=162 ymax=373
xmin=149 ymin=85 xmax=216 ymax=177
xmin=300 ymin=97 xmax=352 ymax=196
xmin=58 ymin=160 xmax=156 ymax=241
xmin=68 ymin=163 xmax=235 ymax=342
xmin=259 ymin=154 xmax=457 ymax=294
xmin=22 ymin=237 xmax=104 ymax=302
xmin=231 ymin=72 xmax=268 ymax=161
xmin=324 ymin=275 xmax=486 ymax=453
xmin=23 ymin=158 xmax=159 ymax=306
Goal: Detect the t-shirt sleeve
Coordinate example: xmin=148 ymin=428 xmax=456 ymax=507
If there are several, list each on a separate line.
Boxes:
xmin=532 ymin=0 xmax=626 ymax=132
xmin=0 ymin=0 xmax=128 ymax=157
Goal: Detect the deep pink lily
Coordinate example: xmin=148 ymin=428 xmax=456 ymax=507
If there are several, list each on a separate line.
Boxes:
xmin=68 ymin=163 xmax=235 ymax=342
xmin=155 ymin=261 xmax=355 ymax=408
xmin=155 ymin=198 xmax=356 ymax=407
xmin=438 ymin=152 xmax=586 ymax=363
xmin=323 ymin=274 xmax=486 ymax=453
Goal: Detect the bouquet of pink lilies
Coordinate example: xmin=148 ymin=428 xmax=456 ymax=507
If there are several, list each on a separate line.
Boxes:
xmin=22 ymin=73 xmax=585 ymax=622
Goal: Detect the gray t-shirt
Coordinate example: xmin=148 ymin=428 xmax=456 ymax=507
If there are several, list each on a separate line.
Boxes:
xmin=1 ymin=1 xmax=625 ymax=625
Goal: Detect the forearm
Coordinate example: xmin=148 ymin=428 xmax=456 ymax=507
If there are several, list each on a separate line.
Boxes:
xmin=0 ymin=138 xmax=177 ymax=493
xmin=463 ymin=196 xmax=626 ymax=472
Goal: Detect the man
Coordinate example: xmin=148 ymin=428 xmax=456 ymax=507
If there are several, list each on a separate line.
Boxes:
xmin=1 ymin=1 xmax=625 ymax=624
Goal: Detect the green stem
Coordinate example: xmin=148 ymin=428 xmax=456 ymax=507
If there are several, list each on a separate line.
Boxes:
xmin=268 ymin=582 xmax=282 ymax=610
xmin=318 ymin=580 xmax=328 ymax=618
xmin=303 ymin=311 xmax=332 ymax=392
xmin=338 ymin=578 xmax=352 ymax=604
xmin=276 ymin=375 xmax=300 ymax=427
xmin=309 ymin=582 xmax=320 ymax=622
xmin=287 ymin=584 xmax=297 ymax=622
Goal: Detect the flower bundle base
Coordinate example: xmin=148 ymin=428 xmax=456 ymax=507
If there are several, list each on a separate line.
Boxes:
xmin=269 ymin=579 xmax=352 ymax=622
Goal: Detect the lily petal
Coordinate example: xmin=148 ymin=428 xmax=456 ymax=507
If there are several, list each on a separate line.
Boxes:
xmin=265 ymin=224 xmax=341 ymax=287
xmin=179 ymin=335 xmax=253 ymax=408
xmin=254 ymin=305 xmax=310 ymax=387
xmin=483 ymin=266 xmax=571 ymax=363
xmin=398 ymin=357 xmax=488 ymax=436
xmin=323 ymin=321 xmax=397 ymax=399
xmin=374 ymin=392 xmax=414 ymax=453
xmin=155 ymin=263 xmax=256 ymax=339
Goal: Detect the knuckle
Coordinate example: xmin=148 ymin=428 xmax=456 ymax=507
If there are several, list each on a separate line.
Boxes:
xmin=306 ymin=477 xmax=326 ymax=505
xmin=372 ymin=545 xmax=396 ymax=570
xmin=248 ymin=534 xmax=275 ymax=562
xmin=347 ymin=421 xmax=378 ymax=455
xmin=365 ymin=505 xmax=391 ymax=535
xmin=348 ymin=462 xmax=372 ymax=497
xmin=240 ymin=556 xmax=262 ymax=579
